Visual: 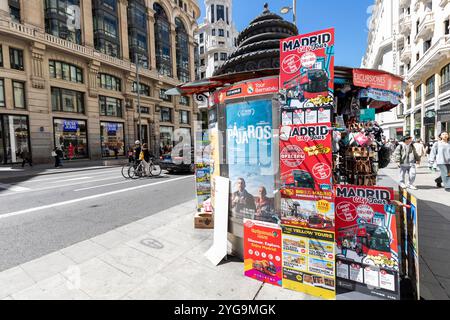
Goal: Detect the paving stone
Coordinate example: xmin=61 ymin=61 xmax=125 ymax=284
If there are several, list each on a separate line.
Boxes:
xmin=90 ymin=229 xmax=133 ymax=250
xmin=60 ymin=240 xmax=107 ymax=264
xmin=419 ymin=280 xmax=449 ymax=300
xmin=423 ymin=258 xmax=450 ymax=279
xmin=0 ymin=267 xmax=35 ymax=299
xmin=435 ymin=276 xmax=450 ymax=298
xmin=20 ymin=252 xmax=76 ymax=283
xmin=115 ymin=222 xmax=154 ymax=238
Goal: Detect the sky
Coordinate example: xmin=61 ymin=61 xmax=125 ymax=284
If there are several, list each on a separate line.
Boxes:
xmin=198 ymin=0 xmax=375 ymax=67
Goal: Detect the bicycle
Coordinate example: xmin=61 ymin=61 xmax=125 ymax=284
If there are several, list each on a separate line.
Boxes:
xmin=128 ymin=158 xmax=162 ymax=179
xmin=121 ymin=162 xmax=135 ymax=179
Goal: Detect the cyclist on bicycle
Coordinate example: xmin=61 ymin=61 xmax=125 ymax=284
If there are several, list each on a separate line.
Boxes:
xmin=134 ymin=140 xmax=142 ymax=164
xmin=140 ymin=143 xmax=154 ymax=176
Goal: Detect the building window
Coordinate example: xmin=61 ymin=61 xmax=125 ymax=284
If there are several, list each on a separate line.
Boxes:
xmin=217 ymin=5 xmax=225 ymax=21
xmin=199 ymin=33 xmax=204 ymax=43
xmin=179 ymin=96 xmax=190 ymax=106
xmin=9 ymin=0 xmax=20 ymax=21
xmin=99 ymin=96 xmax=122 ymax=117
xmin=227 ymin=31 xmax=229 ymax=38
xmin=220 ymin=53 xmax=227 ymax=61
xmin=199 ymin=46 xmax=204 ymax=54
xmin=425 ymin=76 xmax=435 ymax=100
xmin=0 ymin=46 xmax=3 ymax=67
xmin=93 ymin=0 xmax=121 ymax=58
xmin=200 ymin=59 xmax=205 ymax=66
xmin=0 ymin=115 xmax=30 ymax=164
xmin=154 ymin=3 xmax=172 ymax=77
xmin=214 ymin=53 xmax=218 ymax=61
xmin=128 ymin=0 xmax=148 ymax=68
xmin=175 ymin=18 xmax=190 ymax=83
xmin=211 ymin=4 xmax=214 ymax=23
xmin=160 ymin=126 xmax=174 ymax=153
xmin=415 ymin=85 xmax=422 ymax=105
xmin=212 ymin=29 xmax=216 ymax=36
xmin=445 ymin=19 xmax=450 ymax=35
xmin=97 ymin=73 xmax=121 ymax=91
xmin=13 ymin=81 xmax=25 ymax=109
xmin=132 ymin=82 xmax=150 ymax=96
xmin=423 ymin=39 xmax=431 ymax=52
xmin=201 ymin=71 xmax=205 ymax=79
xmin=219 ymin=29 xmax=224 ymax=37
xmin=416 ymin=53 xmax=420 ymax=61
xmin=100 ymin=121 xmax=125 ymax=157
xmin=0 ymin=79 xmax=5 ymax=107
xmin=226 ymin=7 xmax=229 ymax=25
xmin=159 ymin=89 xmax=172 ymax=102
xmin=9 ymin=48 xmax=24 ymax=70
xmin=49 ymin=60 xmax=83 ymax=83
xmin=52 ymin=87 xmax=85 ymax=113
xmin=53 ymin=118 xmax=88 ymax=159
xmin=140 ymin=106 xmax=150 ymax=114
xmin=179 ymin=110 xmax=190 ymax=124
xmin=160 ymin=107 xmax=172 ymax=122
xmin=44 ymin=0 xmax=82 ymax=44
xmin=441 ymin=63 xmax=450 ymax=92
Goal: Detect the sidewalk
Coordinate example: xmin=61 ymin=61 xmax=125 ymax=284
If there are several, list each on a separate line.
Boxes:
xmin=0 ymin=158 xmax=128 ymax=181
xmin=0 ymin=199 xmax=317 ymax=300
xmin=378 ymin=164 xmax=450 ymax=300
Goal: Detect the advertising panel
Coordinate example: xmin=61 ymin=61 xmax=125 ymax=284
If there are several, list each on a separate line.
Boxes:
xmin=244 ymin=219 xmax=282 ymax=286
xmin=279 ymin=28 xmax=335 ymax=124
xmin=282 ymin=224 xmax=336 ymax=299
xmin=219 ymin=77 xmax=279 ymax=104
xmin=226 ymin=99 xmax=278 ymax=224
xmin=279 ymin=123 xmax=333 ymax=192
xmin=335 ymin=185 xmax=400 ymax=300
xmin=352 ymin=69 xmax=403 ymax=93
xmin=194 ymin=130 xmax=211 ymax=211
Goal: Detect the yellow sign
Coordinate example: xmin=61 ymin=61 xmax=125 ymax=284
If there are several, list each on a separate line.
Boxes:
xmin=316 ymin=200 xmax=331 ymax=214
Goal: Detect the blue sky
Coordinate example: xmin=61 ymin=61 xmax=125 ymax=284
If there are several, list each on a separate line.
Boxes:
xmin=198 ymin=0 xmax=375 ymax=67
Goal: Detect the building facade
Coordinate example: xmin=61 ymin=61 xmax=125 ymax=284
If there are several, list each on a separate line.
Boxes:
xmin=0 ymin=0 xmax=200 ymax=164
xmin=363 ymin=0 xmax=450 ymax=143
xmin=195 ymin=0 xmax=238 ymax=80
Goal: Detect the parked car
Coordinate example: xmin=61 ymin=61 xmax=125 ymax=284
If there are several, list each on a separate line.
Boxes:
xmin=159 ymin=146 xmax=195 ymax=174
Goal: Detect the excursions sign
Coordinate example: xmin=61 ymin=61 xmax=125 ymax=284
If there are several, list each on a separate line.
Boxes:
xmin=335 ymin=185 xmax=400 ymax=300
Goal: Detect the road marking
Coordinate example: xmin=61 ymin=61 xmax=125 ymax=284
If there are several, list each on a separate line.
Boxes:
xmin=74 ymin=180 xmax=132 ymax=191
xmin=19 ymin=168 xmax=122 ymax=183
xmin=0 ymin=176 xmax=193 ymax=220
xmin=0 ymin=183 xmax=31 ymax=192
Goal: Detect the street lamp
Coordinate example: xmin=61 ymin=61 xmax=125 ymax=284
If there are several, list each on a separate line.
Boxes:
xmin=135 ymin=52 xmax=147 ymax=144
xmin=280 ymin=0 xmax=297 ymax=27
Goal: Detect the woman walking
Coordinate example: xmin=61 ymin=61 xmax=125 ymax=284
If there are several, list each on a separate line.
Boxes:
xmin=430 ymin=132 xmax=450 ymax=191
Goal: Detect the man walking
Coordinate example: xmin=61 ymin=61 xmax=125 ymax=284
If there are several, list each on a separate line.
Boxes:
xmin=414 ymin=139 xmax=426 ymax=166
xmin=394 ymin=136 xmax=421 ymax=190
xmin=20 ymin=147 xmax=32 ymax=167
xmin=430 ymin=132 xmax=450 ymax=191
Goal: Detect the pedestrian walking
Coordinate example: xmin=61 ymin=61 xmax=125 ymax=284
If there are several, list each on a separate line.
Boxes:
xmin=20 ymin=147 xmax=32 ymax=167
xmin=426 ymin=137 xmax=437 ymax=171
xmin=394 ymin=136 xmax=421 ymax=190
xmin=53 ymin=147 xmax=63 ymax=167
xmin=430 ymin=132 xmax=450 ymax=191
xmin=68 ymin=143 xmax=74 ymax=161
xmin=413 ymin=139 xmax=426 ymax=166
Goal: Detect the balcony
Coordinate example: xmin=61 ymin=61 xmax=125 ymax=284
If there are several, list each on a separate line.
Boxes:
xmin=399 ymin=14 xmax=412 ymax=34
xmin=425 ymin=91 xmax=435 ymax=101
xmin=400 ymin=44 xmax=412 ymax=63
xmin=407 ymin=36 xmax=450 ymax=83
xmin=441 ymin=81 xmax=450 ymax=94
xmin=415 ymin=12 xmax=435 ymax=41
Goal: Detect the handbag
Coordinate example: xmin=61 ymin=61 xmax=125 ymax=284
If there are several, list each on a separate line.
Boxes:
xmin=51 ymin=151 xmax=57 ymax=157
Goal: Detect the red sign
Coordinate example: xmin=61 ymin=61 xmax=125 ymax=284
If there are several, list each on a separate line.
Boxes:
xmin=244 ymin=219 xmax=282 ymax=287
xmin=280 ymin=123 xmax=333 ymax=191
xmin=218 ymin=77 xmax=279 ymax=104
xmin=335 ymin=185 xmax=400 ymax=300
xmin=353 ymin=69 xmax=403 ymax=93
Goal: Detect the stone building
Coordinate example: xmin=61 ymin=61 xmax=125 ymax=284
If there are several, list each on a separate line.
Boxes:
xmin=0 ymin=0 xmax=200 ymax=164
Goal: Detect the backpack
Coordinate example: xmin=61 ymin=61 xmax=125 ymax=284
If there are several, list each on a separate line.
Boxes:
xmin=378 ymin=145 xmax=391 ymax=169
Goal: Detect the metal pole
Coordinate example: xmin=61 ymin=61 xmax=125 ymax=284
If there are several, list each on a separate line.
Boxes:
xmin=293 ymin=0 xmax=297 ymax=27
xmin=136 ymin=52 xmax=142 ymax=142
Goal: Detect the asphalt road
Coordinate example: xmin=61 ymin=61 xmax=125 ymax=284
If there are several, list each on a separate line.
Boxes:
xmin=0 ymin=167 xmax=196 ymax=271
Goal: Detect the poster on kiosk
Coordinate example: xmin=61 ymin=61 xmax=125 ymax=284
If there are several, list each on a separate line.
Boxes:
xmin=335 ymin=185 xmax=400 ymax=300
xmin=279 ymin=28 xmax=336 ymax=299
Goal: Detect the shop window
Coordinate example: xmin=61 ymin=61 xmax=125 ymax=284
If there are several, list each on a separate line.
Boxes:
xmin=217 ymin=5 xmax=224 ymax=21
xmin=154 ymin=3 xmax=172 ymax=77
xmin=9 ymin=47 xmax=24 ymax=71
xmin=0 ymin=115 xmax=30 ymax=164
xmin=53 ymin=118 xmax=88 ymax=159
xmin=179 ymin=110 xmax=190 ymax=124
xmin=97 ymin=73 xmax=121 ymax=91
xmin=425 ymin=76 xmax=435 ymax=100
xmin=132 ymin=82 xmax=150 ymax=96
xmin=9 ymin=0 xmax=21 ymax=21
xmin=49 ymin=60 xmax=83 ymax=83
xmin=179 ymin=96 xmax=189 ymax=106
xmin=0 ymin=79 xmax=5 ymax=107
xmin=219 ymin=29 xmax=224 ymax=37
xmin=175 ymin=18 xmax=190 ymax=83
xmin=99 ymin=96 xmax=122 ymax=117
xmin=160 ymin=107 xmax=172 ymax=122
xmin=44 ymin=0 xmax=82 ymax=44
xmin=13 ymin=81 xmax=25 ymax=109
xmin=100 ymin=121 xmax=125 ymax=157
xmin=51 ymin=87 xmax=85 ymax=113
xmin=159 ymin=89 xmax=172 ymax=102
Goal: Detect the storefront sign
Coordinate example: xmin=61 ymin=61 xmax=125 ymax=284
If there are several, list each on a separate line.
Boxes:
xmin=226 ymin=98 xmax=277 ymax=224
xmin=63 ymin=120 xmax=78 ymax=132
xmin=353 ymin=69 xmax=403 ymax=93
xmin=360 ymin=108 xmax=376 ymax=122
xmin=279 ymin=28 xmax=335 ymax=117
xmin=335 ymin=185 xmax=400 ymax=300
xmin=107 ymin=123 xmax=118 ymax=133
xmin=219 ymin=77 xmax=279 ymax=104
xmin=244 ymin=219 xmax=282 ymax=287
xmin=424 ymin=110 xmax=436 ymax=125
xmin=281 ymin=224 xmax=336 ymax=299
xmin=279 ymin=123 xmax=333 ymax=191
xmin=358 ymin=88 xmax=401 ymax=105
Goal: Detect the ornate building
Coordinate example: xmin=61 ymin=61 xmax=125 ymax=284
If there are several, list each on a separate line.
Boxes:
xmin=0 ymin=0 xmax=200 ymax=164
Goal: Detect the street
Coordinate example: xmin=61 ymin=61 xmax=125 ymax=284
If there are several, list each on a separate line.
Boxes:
xmin=0 ymin=168 xmax=195 ymax=272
